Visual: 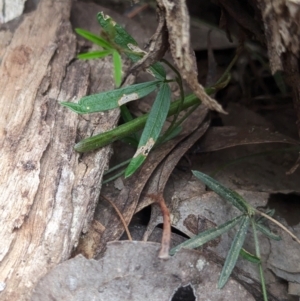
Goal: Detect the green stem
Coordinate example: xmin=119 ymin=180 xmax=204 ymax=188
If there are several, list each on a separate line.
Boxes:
xmin=161 ymin=59 xmax=185 ymax=135
xmin=120 ymin=105 xmax=139 ymax=141
xmin=75 ymin=47 xmax=239 ymax=153
xmin=173 ymin=103 xmax=200 ymax=129
xmin=214 ymin=49 xmax=241 ymax=86
xmin=102 ymin=169 xmax=126 ymax=184
xmin=104 ymin=158 xmax=132 ymax=175
xmin=251 ymin=219 xmax=268 ymax=301
xmin=74 ymin=90 xmax=214 ymax=152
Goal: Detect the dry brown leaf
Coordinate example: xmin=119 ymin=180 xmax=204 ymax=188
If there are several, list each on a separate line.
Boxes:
xmin=87 ymin=108 xmax=209 ymax=258
xmin=145 ymin=184 xmax=298 ymax=299
xmin=74 ymin=220 xmax=106 ymax=259
xmin=195 ymin=126 xmax=299 ymax=152
xmin=93 ymin=134 xmax=195 ymax=258
xmin=123 ymin=2 xmax=168 ymax=80
xmin=136 ymin=109 xmax=209 ymax=213
xmin=159 ymin=0 xmax=226 ymax=113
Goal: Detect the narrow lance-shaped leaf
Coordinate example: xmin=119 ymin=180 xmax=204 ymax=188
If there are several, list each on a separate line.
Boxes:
xmin=192 ymin=170 xmax=252 ymax=214
xmin=255 ymin=223 xmax=281 ymax=241
xmin=170 ymin=215 xmax=244 ymax=255
xmin=120 ymin=105 xmax=139 ymax=143
xmin=98 ymin=12 xmax=137 ymax=49
xmin=157 ymin=125 xmax=182 ymax=145
xmin=97 ymin=12 xmax=166 ymax=80
xmin=61 ymin=80 xmax=161 ymax=114
xmin=240 ymin=248 xmax=261 ymax=264
xmin=77 ymin=50 xmax=112 ymax=60
xmin=125 ymin=83 xmax=171 ymax=177
xmin=124 ymin=42 xmax=166 ymax=81
xmin=120 ymin=104 xmax=135 ymax=122
xmin=75 ymin=28 xmax=113 ymax=50
xmin=73 ymin=93 xmax=202 ymax=153
xmin=218 ymin=215 xmax=250 ymax=289
xmin=112 ymin=50 xmax=122 ymax=87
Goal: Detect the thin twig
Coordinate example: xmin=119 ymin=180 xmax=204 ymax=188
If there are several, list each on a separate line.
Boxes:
xmin=146 ymin=194 xmax=171 ymax=259
xmin=125 ymin=3 xmax=149 ymax=19
xmin=255 ymin=209 xmax=300 ymax=244
xmin=100 ymin=194 xmax=132 ymax=241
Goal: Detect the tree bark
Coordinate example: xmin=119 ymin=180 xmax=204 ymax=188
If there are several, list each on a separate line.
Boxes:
xmin=0 ymin=1 xmax=119 ymax=300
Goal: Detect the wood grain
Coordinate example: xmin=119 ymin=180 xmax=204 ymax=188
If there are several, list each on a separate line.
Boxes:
xmin=0 ymin=1 xmax=119 ymax=300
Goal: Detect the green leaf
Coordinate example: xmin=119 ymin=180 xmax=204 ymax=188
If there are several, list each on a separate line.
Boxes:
xmin=120 ymin=104 xmax=135 ymax=122
xmin=120 ymin=105 xmax=139 ymax=143
xmin=192 ymin=170 xmax=252 ymax=214
xmin=169 ymin=215 xmax=244 ymax=255
xmin=256 ymin=223 xmax=281 ymax=241
xmin=61 ymin=80 xmax=161 ymax=114
xmin=146 ymin=62 xmax=166 ymax=81
xmin=112 ymin=50 xmax=122 ymax=87
xmin=125 ymin=83 xmax=171 ymax=177
xmin=158 ymin=125 xmax=182 ymax=144
xmin=97 ymin=12 xmax=138 ymax=49
xmin=265 ymin=208 xmax=275 ymax=217
xmin=72 ymin=93 xmax=202 ymax=153
xmin=218 ymin=215 xmax=250 ymax=288
xmin=77 ymin=50 xmax=112 ymax=60
xmin=75 ymin=28 xmax=113 ymax=50
xmin=120 ymin=136 xmax=139 ymax=147
xmin=97 ymin=12 xmax=166 ymax=80
xmin=240 ymin=248 xmax=261 ymax=264
xmin=256 ymin=209 xmax=275 ymax=224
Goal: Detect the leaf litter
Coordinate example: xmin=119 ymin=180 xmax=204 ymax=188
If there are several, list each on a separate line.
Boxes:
xmin=33 ymin=1 xmax=300 ymax=300
xmin=32 ymin=241 xmax=256 ymax=301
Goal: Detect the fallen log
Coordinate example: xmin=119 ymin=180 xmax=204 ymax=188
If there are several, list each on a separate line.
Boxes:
xmin=0 ymin=1 xmax=122 ymax=300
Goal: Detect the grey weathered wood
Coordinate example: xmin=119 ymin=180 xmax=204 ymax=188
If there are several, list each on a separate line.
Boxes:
xmin=0 ymin=1 xmax=119 ymax=300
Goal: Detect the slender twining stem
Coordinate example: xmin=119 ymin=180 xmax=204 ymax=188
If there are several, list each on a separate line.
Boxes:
xmin=104 ymin=158 xmax=132 ymax=175
xmin=214 ymin=48 xmax=241 ymax=86
xmin=100 ymin=194 xmax=132 ymax=241
xmin=251 ymin=219 xmax=268 ymax=301
xmin=255 ymin=209 xmax=300 ymax=244
xmin=161 ymin=59 xmax=185 ymax=132
xmin=102 ymin=169 xmax=126 ymax=184
xmin=251 ymin=220 xmax=260 ymax=263
xmin=75 ymin=48 xmax=238 ymax=153
xmin=259 ymin=263 xmax=268 ymax=301
xmin=173 ymin=103 xmax=200 ymax=129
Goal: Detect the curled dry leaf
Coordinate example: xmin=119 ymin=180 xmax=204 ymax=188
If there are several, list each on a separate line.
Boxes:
xmin=123 ymin=2 xmax=169 ymax=80
xmin=136 ymin=108 xmax=210 ymax=213
xmin=159 ymin=0 xmax=226 ymax=113
xmin=195 ymin=126 xmax=299 ymax=152
xmin=93 ymin=133 xmax=198 ymax=257
xmin=90 ymin=107 xmax=209 ymax=258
